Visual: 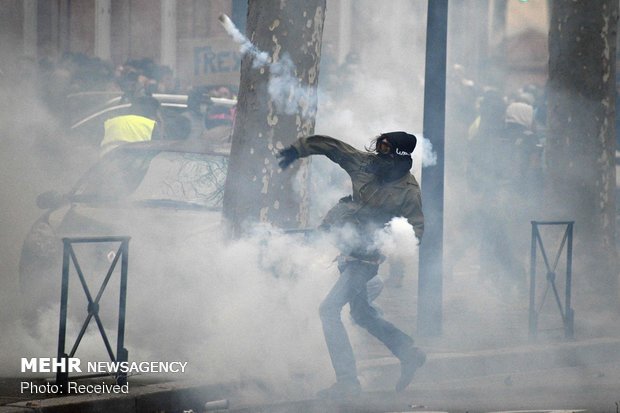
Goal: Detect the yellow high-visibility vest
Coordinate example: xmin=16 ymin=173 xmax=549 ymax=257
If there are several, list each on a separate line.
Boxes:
xmin=101 ymin=115 xmax=156 ymax=148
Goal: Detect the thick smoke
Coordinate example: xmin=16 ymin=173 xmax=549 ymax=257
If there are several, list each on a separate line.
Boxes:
xmin=2 ymin=2 xmax=615 ymax=408
xmin=4 ymin=217 xmax=420 ymax=399
xmin=0 ymin=55 xmax=99 ymax=375
xmin=373 ymin=217 xmax=420 ymax=258
xmin=0 ymin=55 xmax=422 ymax=390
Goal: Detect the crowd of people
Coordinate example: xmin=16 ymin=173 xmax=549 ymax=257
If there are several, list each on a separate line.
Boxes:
xmin=28 ymin=53 xmax=237 ymax=154
xmin=36 ymin=53 xmax=180 ymax=108
xmin=448 ymin=66 xmax=548 ymax=292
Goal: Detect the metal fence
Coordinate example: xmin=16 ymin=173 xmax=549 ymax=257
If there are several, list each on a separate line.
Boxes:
xmin=56 ymin=236 xmax=130 ymax=390
xmin=528 ymin=221 xmax=574 ymax=340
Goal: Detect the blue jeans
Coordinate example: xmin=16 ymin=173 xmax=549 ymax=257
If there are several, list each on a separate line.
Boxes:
xmin=319 ymin=258 xmax=414 ymax=383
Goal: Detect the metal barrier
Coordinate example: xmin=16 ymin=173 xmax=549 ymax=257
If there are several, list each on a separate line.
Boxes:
xmin=528 ymin=221 xmax=574 ymax=340
xmin=56 ymin=236 xmax=130 ymax=391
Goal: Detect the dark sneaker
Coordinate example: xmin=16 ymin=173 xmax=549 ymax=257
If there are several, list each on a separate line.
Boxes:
xmin=316 ymin=380 xmax=362 ymax=399
xmin=395 ymin=346 xmax=426 ymax=392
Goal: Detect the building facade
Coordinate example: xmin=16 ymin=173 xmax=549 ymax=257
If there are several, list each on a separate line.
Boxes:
xmin=0 ymin=0 xmax=550 ymax=93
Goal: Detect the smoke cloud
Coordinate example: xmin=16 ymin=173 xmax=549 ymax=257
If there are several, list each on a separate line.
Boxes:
xmin=418 ymin=135 xmax=437 ymax=167
xmin=2 ymin=216 xmax=422 ymax=399
xmin=268 ymin=53 xmax=318 ymax=119
xmin=0 ymin=2 xmax=616 ymax=408
xmin=373 ymin=217 xmax=420 ymax=258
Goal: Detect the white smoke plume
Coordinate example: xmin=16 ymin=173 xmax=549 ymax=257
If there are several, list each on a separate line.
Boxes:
xmin=218 ymin=14 xmax=317 ymax=120
xmin=373 ymin=217 xmax=420 ymax=258
xmin=268 ymin=53 xmax=317 ymax=119
xmin=218 ymin=14 xmax=269 ymax=68
xmin=418 ymin=135 xmax=437 ymax=167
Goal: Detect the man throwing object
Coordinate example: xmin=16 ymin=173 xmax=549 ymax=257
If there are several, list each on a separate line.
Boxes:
xmin=278 ymin=132 xmax=426 ymax=398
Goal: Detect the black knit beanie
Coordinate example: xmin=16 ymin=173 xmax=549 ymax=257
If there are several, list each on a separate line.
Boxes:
xmin=380 ymin=131 xmax=417 ymax=156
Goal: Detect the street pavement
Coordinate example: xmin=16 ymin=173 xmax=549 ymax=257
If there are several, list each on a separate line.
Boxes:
xmin=2 ymin=356 xmax=619 ymax=412
xmin=2 ymin=262 xmax=619 ymax=412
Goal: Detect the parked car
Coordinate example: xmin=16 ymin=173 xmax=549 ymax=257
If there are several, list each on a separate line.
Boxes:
xmin=19 ymin=139 xmax=229 ymax=315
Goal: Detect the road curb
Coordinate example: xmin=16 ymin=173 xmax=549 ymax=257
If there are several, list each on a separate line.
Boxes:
xmin=359 ymin=337 xmax=620 ymax=389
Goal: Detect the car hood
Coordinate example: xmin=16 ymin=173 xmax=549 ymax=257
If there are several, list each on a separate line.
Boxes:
xmin=56 ymin=202 xmax=225 ymax=254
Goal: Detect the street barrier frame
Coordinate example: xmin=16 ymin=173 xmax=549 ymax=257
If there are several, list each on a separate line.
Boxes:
xmin=528 ymin=221 xmax=574 ymax=340
xmin=56 ymin=236 xmax=130 ymax=390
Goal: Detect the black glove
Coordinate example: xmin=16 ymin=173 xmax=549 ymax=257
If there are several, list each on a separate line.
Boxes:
xmin=277 ymin=146 xmax=299 ymax=169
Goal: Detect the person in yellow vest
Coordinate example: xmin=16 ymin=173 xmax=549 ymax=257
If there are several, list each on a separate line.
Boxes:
xmin=100 ymin=96 xmax=161 ymax=155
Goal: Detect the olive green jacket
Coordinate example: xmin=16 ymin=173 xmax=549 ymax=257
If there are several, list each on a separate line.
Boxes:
xmin=292 ymin=135 xmax=424 ymax=241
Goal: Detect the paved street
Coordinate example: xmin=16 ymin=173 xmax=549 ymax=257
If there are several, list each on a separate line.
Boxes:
xmin=3 ymin=253 xmax=619 ymax=412
xmin=212 ymin=361 xmax=620 ymax=412
xmin=2 ymin=340 xmax=619 ymax=412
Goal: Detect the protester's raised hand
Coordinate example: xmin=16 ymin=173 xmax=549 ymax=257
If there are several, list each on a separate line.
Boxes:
xmin=277 ymin=146 xmax=299 ymax=169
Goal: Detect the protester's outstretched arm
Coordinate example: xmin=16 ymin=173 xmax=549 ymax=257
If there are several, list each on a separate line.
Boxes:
xmin=277 ymin=135 xmax=364 ymax=174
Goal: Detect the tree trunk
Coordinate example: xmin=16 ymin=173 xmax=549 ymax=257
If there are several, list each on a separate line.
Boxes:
xmin=547 ymin=0 xmax=618 ymax=306
xmin=223 ymin=0 xmax=326 ymax=237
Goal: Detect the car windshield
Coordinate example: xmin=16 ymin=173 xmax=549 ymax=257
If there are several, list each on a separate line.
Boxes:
xmin=72 ymin=149 xmax=227 ymax=210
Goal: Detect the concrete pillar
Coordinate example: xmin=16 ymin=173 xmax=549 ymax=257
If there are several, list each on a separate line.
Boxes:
xmin=95 ymin=0 xmax=111 ymax=60
xmin=160 ymin=0 xmax=177 ymax=72
xmin=23 ymin=0 xmax=38 ymax=58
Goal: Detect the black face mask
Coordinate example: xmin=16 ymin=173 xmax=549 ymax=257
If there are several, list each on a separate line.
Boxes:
xmin=371 ymin=154 xmax=412 ymax=183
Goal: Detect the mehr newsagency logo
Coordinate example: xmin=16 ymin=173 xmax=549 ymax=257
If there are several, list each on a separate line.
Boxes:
xmin=20 ymin=357 xmax=188 ymax=395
